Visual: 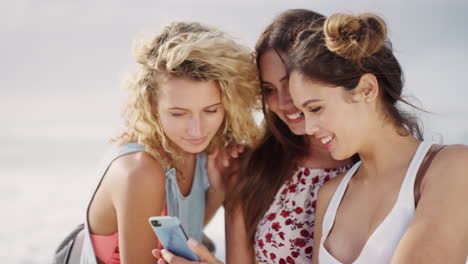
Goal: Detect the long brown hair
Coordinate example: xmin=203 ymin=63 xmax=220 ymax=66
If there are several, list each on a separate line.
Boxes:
xmin=288 ymin=13 xmax=423 ymax=139
xmin=228 ymin=9 xmax=327 ymax=242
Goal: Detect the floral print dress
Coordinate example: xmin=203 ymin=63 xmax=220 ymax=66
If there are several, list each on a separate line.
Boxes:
xmin=254 ymin=165 xmax=352 ymax=264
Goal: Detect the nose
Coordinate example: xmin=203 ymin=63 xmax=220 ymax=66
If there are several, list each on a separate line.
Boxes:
xmin=187 ymin=115 xmax=203 ymax=137
xmin=305 ymin=116 xmax=320 ymax=136
xmin=277 ymin=88 xmax=294 ymax=110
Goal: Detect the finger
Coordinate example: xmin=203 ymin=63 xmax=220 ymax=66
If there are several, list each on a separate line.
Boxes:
xmin=158 ymin=259 xmax=167 ymax=264
xmin=153 ymin=249 xmax=163 ymax=259
xmin=161 ymin=249 xmax=199 ymax=264
xmin=187 ymin=238 xmax=223 ymax=264
xmin=230 ymin=148 xmax=239 ymax=158
xmin=237 ymin=145 xmax=245 ymax=153
xmin=220 ymin=150 xmax=230 ymax=167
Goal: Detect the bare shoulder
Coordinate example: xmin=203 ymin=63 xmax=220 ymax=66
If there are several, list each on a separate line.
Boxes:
xmin=419 ymin=144 xmax=468 ymax=203
xmin=319 ymin=171 xmax=347 ymax=198
xmin=424 ymin=144 xmax=468 ymax=183
xmin=108 ymin=151 xmax=166 ymax=194
xmin=317 ymin=171 xmax=347 ymax=208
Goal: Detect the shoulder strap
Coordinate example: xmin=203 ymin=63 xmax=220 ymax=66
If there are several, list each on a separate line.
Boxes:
xmin=321 ymin=161 xmax=362 ymax=239
xmin=414 ymin=145 xmax=447 ymax=206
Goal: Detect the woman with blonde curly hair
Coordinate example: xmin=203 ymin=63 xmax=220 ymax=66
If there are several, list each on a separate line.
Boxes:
xmin=78 ymin=21 xmax=260 ymax=264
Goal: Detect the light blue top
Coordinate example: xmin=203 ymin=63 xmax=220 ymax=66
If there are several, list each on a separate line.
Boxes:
xmin=80 ymin=142 xmax=210 ymax=264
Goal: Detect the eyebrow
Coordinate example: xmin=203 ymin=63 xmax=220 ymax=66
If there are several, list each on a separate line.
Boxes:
xmin=168 ymin=102 xmax=222 ymax=111
xmin=260 ymin=75 xmax=289 ymax=85
xmin=302 ymin=99 xmax=323 ymax=108
xmin=279 ymin=75 xmax=289 ymax=82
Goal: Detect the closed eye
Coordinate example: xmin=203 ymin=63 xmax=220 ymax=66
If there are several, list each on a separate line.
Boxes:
xmin=309 ymin=107 xmax=322 ymax=113
xmin=261 ymin=86 xmax=276 ymax=95
xmin=170 ymin=112 xmax=185 ymax=117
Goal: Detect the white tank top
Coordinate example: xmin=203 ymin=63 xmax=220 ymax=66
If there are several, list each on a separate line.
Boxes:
xmin=319 ymin=141 xmax=467 ymax=263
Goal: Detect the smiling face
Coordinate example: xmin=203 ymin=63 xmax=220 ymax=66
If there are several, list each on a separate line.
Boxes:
xmin=288 ymin=71 xmax=375 ymax=160
xmin=259 ymin=49 xmax=305 ymax=135
xmin=157 ymin=78 xmax=225 ymax=154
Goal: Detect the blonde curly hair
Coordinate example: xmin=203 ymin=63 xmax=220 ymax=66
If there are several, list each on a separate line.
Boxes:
xmin=117 ymin=22 xmax=261 ymax=168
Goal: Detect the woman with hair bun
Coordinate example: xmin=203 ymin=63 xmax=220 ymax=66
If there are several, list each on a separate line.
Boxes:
xmin=287 ymin=12 xmax=468 ymax=264
xmin=79 ymin=21 xmax=260 ymax=264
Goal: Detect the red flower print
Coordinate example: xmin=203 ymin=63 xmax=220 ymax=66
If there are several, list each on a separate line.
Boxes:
xmin=279 ymin=232 xmax=285 ymax=240
xmin=300 ymin=229 xmax=310 ymax=237
xmin=325 ymin=168 xmax=331 ymax=172
xmin=272 ymin=222 xmax=281 ymax=231
xmin=297 ymin=171 xmax=303 ymax=179
xmin=312 ymin=176 xmax=319 ymax=184
xmin=294 ymin=238 xmax=306 ymax=247
xmin=267 ymin=213 xmax=276 ymax=221
xmin=253 ymin=165 xmax=348 ymax=263
xmin=258 ymin=239 xmax=264 ymax=249
xmin=270 ymin=253 xmax=277 ymax=260
xmin=280 ymin=210 xmax=291 ymax=218
xmin=294 ymin=207 xmax=303 ymax=214
xmin=288 ymin=184 xmax=297 ymax=193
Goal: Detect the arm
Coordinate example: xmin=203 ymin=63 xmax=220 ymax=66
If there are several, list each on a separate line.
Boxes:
xmin=112 ymin=152 xmax=166 ymax=264
xmin=204 ymin=185 xmax=225 ymax=226
xmin=391 ymin=145 xmax=468 ymax=264
xmin=204 ymin=146 xmax=244 ymax=225
xmin=225 ymin=202 xmax=255 ymax=264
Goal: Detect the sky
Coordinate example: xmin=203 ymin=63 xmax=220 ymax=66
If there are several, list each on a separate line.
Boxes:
xmin=1 ymin=0 xmax=467 ymax=145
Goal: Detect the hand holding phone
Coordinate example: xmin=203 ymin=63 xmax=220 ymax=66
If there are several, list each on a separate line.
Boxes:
xmin=148 ymin=216 xmax=200 ymax=261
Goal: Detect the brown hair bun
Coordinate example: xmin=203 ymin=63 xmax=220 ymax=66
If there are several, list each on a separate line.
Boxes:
xmin=324 ymin=13 xmax=387 ymax=62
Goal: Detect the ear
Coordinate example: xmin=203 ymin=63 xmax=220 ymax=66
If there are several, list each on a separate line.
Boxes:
xmin=355 ymin=73 xmax=379 ymax=103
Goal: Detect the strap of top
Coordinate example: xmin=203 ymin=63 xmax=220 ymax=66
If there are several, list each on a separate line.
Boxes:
xmin=321 ymin=161 xmax=362 ymax=240
xmin=321 ymin=141 xmax=433 ymax=240
xmin=414 ymin=144 xmax=447 ymax=206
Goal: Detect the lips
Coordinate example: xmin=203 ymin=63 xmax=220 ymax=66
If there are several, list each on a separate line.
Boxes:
xmin=284 ymin=110 xmax=304 ymax=123
xmin=318 ymin=135 xmax=335 ymax=150
xmin=184 ymin=136 xmax=207 ymax=145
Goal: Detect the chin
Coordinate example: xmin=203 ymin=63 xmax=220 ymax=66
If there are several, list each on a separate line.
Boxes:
xmin=330 ymin=149 xmax=346 ymax=161
xmin=288 ymin=125 xmax=306 ymax=136
xmin=180 ymin=141 xmax=211 ymax=154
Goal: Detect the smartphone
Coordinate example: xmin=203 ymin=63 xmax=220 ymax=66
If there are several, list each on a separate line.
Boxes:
xmin=148 ymin=216 xmax=200 ymax=261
